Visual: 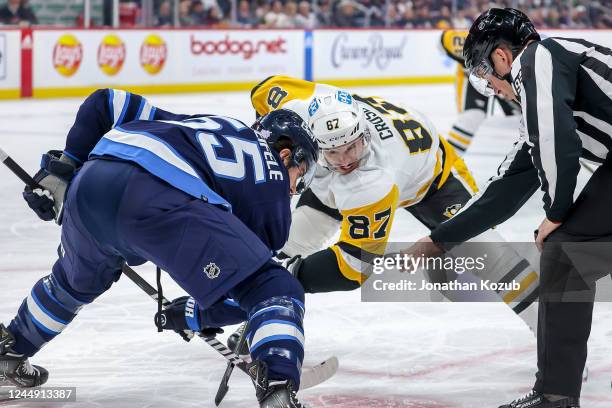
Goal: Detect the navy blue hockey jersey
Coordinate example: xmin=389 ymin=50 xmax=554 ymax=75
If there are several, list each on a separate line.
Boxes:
xmin=64 ymin=89 xmax=291 ymax=251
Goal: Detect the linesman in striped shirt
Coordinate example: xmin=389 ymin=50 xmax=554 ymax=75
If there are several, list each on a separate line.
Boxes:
xmin=404 ymin=8 xmax=612 ymax=408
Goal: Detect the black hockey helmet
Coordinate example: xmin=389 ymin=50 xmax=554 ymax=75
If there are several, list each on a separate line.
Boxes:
xmin=464 ymin=8 xmax=540 ymax=79
xmin=253 ymin=109 xmax=319 ymax=194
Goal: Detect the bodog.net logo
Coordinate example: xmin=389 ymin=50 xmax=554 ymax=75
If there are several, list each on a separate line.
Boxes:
xmin=53 ymin=34 xmax=83 ymax=77
xmin=190 ymin=35 xmax=287 ymax=60
xmin=98 ymin=34 xmax=126 ymax=76
xmin=140 ymin=34 xmax=167 ymax=75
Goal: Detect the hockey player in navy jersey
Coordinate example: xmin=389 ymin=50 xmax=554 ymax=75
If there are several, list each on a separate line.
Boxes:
xmin=0 ymin=89 xmax=318 ymax=408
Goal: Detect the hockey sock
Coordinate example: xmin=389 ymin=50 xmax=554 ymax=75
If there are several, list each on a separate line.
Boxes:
xmin=246 ymin=296 xmax=305 ymax=388
xmin=229 ymin=261 xmax=306 ymax=388
xmin=8 ymin=271 xmax=86 ymax=357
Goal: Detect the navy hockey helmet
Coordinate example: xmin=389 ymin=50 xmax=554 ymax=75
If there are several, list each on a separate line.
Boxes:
xmin=253 ymin=109 xmax=319 ymax=194
xmin=464 ymin=8 xmax=540 ymax=92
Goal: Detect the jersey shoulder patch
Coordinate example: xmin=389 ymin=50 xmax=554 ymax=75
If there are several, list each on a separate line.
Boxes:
xmin=251 ymin=75 xmax=316 ymax=116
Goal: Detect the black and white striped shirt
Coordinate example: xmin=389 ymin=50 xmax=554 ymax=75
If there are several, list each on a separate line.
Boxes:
xmin=431 ymin=37 xmax=612 ymax=244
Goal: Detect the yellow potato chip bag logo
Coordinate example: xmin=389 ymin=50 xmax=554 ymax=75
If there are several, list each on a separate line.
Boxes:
xmin=98 ymin=34 xmax=126 ymax=76
xmin=140 ymin=34 xmax=167 ymax=75
xmin=53 ymin=34 xmax=83 ymax=77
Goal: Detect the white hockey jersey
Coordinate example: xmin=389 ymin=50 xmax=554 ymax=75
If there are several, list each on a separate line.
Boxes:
xmin=251 ymin=76 xmax=477 ymax=283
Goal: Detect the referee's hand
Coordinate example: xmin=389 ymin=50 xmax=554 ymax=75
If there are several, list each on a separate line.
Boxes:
xmin=535 ymin=218 xmax=562 ymax=252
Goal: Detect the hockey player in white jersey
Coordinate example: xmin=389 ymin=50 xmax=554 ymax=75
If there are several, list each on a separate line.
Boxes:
xmin=249 ymin=76 xmax=539 ymax=330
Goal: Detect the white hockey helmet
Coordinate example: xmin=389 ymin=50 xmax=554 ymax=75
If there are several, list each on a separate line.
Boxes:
xmin=306 ymin=90 xmax=369 ymax=150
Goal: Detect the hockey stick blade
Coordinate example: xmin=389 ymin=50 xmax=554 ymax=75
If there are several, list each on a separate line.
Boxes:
xmin=214 ymin=364 xmax=232 ymax=406
xmin=214 ymin=322 xmax=247 ymax=406
xmin=300 ymin=356 xmax=339 ymax=389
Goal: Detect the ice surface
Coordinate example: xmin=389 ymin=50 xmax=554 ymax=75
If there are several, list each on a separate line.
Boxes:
xmin=0 ymin=84 xmax=610 ymax=407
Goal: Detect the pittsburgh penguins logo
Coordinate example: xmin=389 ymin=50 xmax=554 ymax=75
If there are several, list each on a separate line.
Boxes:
xmin=267 ymin=86 xmax=288 ymax=109
xmin=443 ymin=203 xmax=462 ymax=218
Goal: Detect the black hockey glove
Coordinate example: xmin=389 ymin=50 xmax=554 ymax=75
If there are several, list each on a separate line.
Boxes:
xmin=154 ymin=296 xmax=223 ymax=342
xmin=23 ymin=150 xmax=77 ymax=224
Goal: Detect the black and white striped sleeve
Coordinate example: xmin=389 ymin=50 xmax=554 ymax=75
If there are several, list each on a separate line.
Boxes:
xmin=430 ymin=137 xmax=540 ymax=246
xmin=517 ymin=41 xmax=582 ymax=222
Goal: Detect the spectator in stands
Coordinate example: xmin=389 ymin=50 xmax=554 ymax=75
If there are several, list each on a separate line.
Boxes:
xmin=334 ymin=0 xmax=361 ymax=27
xmin=254 ymin=0 xmax=270 ymax=26
xmin=205 ymin=5 xmax=227 ymax=27
xmin=148 ymin=0 xmax=610 ymax=30
xmin=190 ymin=1 xmax=207 ymax=25
xmin=264 ymin=1 xmax=291 ymax=28
xmin=451 ymin=8 xmax=472 ymax=28
xmin=155 ymin=0 xmax=173 ymax=26
xmin=0 ymin=0 xmax=37 ymax=26
xmin=315 ymin=0 xmax=333 ymax=27
xmin=385 ymin=3 xmax=400 ymax=27
xmin=433 ymin=5 xmax=452 ymax=28
xmin=398 ymin=6 xmax=417 ymax=28
xmin=236 ymin=0 xmax=256 ymax=27
xmin=364 ymin=0 xmax=385 ymax=27
xmin=413 ymin=5 xmax=432 ymax=27
xmin=284 ymin=1 xmax=299 ymax=27
xmin=178 ymin=0 xmax=194 ymax=26
xmin=295 ymin=1 xmax=317 ymax=28
xmin=571 ymin=4 xmax=591 ymax=28
xmin=217 ymin=0 xmax=232 ymax=19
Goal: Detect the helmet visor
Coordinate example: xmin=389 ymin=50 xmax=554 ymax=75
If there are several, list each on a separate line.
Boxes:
xmin=292 ymin=146 xmax=317 ymax=195
xmin=468 ymin=72 xmax=496 ymax=97
xmin=320 ymin=133 xmax=369 ymax=173
xmin=470 ymin=56 xmax=495 ymax=80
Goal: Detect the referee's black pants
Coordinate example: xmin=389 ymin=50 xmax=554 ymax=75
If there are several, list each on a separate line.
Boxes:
xmin=534 ymin=159 xmax=612 ymax=398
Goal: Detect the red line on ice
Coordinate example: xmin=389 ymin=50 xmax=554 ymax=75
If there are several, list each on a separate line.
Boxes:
xmin=306 ymin=394 xmax=459 ymax=408
xmin=340 ymin=345 xmax=534 ymax=380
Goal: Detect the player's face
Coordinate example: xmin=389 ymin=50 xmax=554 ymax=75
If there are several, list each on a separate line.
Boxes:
xmin=322 ymin=136 xmax=365 ymax=175
xmin=487 ymin=47 xmax=518 ymax=102
xmin=486 ymin=74 xmax=517 ymax=102
xmin=279 ymin=147 xmax=315 ymax=195
xmin=287 ymin=161 xmax=309 ymax=195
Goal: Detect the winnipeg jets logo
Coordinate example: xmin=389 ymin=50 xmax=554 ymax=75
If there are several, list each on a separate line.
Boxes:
xmin=204 ymin=262 xmax=221 ymax=279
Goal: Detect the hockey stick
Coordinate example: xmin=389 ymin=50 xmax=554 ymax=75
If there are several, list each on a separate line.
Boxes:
xmin=215 ymin=322 xmax=246 ymax=405
xmin=121 ymin=264 xmax=339 ymax=392
xmin=0 ymin=147 xmax=42 ymax=190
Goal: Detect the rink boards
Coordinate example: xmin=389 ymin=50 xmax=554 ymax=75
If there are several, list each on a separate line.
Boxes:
xmin=0 ymin=28 xmax=609 ymax=99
